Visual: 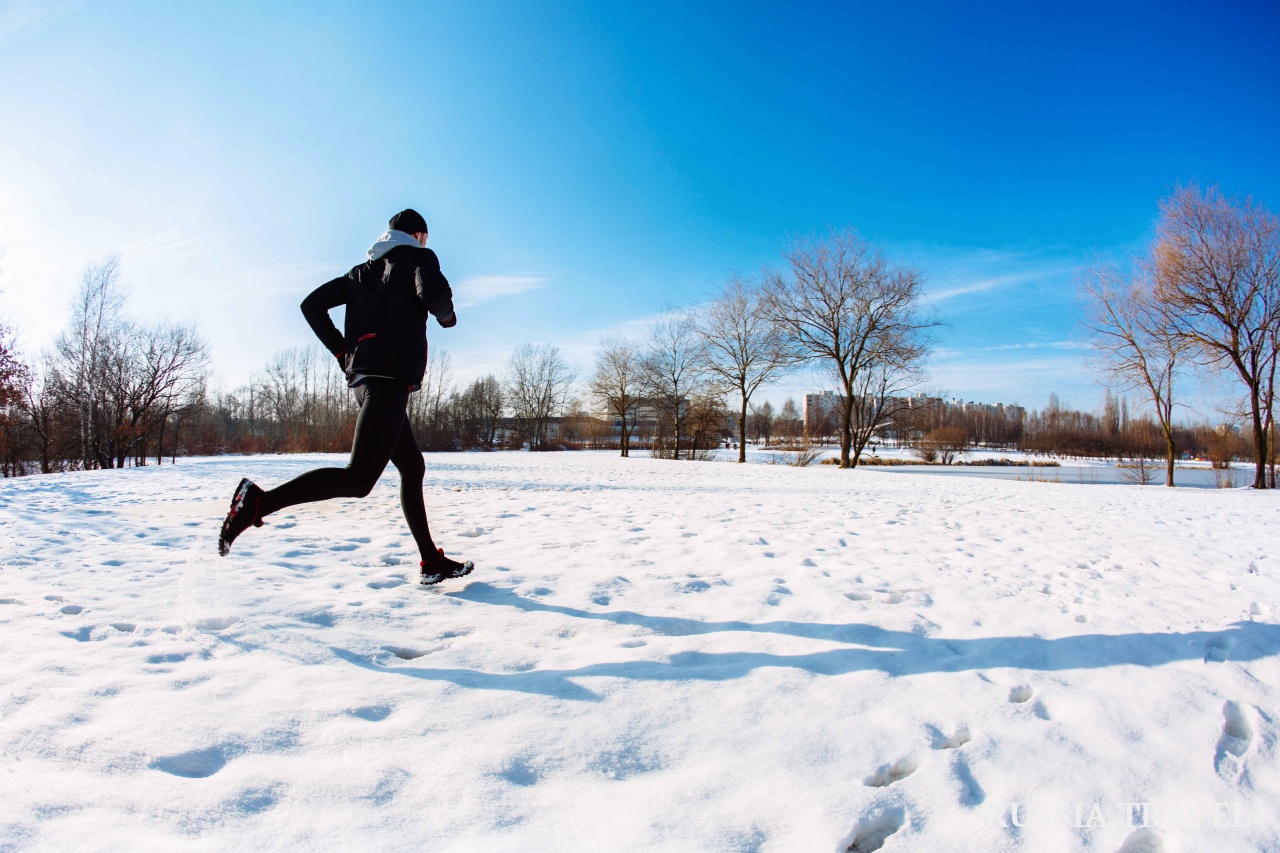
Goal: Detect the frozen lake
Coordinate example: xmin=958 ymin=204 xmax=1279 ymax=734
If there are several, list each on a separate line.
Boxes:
xmin=865 ymin=462 xmax=1239 ymax=489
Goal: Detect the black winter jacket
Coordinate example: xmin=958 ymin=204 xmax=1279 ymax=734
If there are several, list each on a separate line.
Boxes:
xmin=301 ymin=245 xmax=456 ymax=390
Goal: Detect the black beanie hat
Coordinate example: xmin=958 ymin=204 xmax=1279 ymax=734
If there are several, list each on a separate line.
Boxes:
xmin=389 ymin=209 xmax=428 ymax=235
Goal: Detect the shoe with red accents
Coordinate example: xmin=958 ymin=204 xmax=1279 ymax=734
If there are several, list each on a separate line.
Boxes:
xmin=218 ymin=478 xmax=266 ymax=556
xmin=420 ymin=548 xmax=474 ymax=585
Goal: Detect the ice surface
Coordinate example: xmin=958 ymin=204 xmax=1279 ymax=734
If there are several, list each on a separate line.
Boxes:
xmin=1 ymin=451 xmax=1278 ymax=850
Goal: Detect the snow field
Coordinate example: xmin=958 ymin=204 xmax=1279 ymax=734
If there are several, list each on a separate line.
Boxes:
xmin=1 ymin=452 xmax=1278 ymax=851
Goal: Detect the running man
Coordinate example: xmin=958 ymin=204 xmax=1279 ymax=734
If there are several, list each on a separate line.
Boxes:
xmin=217 ymin=209 xmax=474 ymax=585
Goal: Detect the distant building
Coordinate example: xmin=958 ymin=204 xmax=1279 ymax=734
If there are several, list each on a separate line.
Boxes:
xmin=803 ymin=391 xmax=841 ymax=433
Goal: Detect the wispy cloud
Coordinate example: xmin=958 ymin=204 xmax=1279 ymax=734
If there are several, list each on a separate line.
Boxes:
xmin=0 ymin=0 xmax=84 ymax=46
xmin=927 ymin=270 xmax=1051 ymax=303
xmin=921 ymin=252 xmax=1077 ymax=306
xmin=116 ymin=227 xmax=201 ymax=261
xmin=454 ymin=274 xmax=549 ymax=308
xmin=981 ymin=340 xmax=1090 ymax=352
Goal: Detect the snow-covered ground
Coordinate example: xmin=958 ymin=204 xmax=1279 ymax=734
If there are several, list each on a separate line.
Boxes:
xmin=1 ymin=452 xmax=1277 ymax=852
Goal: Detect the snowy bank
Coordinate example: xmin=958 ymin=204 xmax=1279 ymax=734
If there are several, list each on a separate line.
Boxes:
xmin=1 ymin=452 xmax=1277 ymax=851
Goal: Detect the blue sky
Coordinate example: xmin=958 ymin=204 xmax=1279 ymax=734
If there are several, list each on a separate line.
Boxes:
xmin=2 ymin=0 xmax=1278 ymax=414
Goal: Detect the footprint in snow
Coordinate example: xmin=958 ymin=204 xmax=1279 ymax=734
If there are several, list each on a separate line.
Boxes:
xmin=349 ymin=704 xmax=393 ymax=721
xmin=765 ymin=586 xmax=791 ymax=606
xmin=44 ymin=595 xmax=64 ymax=602
xmin=1204 ymin=634 xmax=1233 ymax=663
xmin=952 ymin=753 xmax=986 ymax=806
xmin=864 ymin=755 xmax=920 ymax=787
xmin=60 ymin=604 xmax=84 ymax=615
xmin=496 ymin=757 xmax=540 ymax=787
xmin=150 ymin=745 xmax=232 ymax=778
xmin=1116 ymin=828 xmax=1165 ymax=853
xmin=1215 ymin=701 xmax=1254 ymax=780
xmin=382 ymin=645 xmax=429 ymax=660
xmin=146 ymin=651 xmax=191 ymax=664
xmin=934 ymin=726 xmax=972 ymax=750
xmin=1008 ymin=685 xmax=1034 ymax=704
xmin=366 ymin=577 xmax=407 ymax=589
xmin=331 ymin=543 xmax=359 ymax=552
xmin=193 ymin=616 xmax=238 ymax=631
xmin=842 ymin=807 xmax=906 ymax=853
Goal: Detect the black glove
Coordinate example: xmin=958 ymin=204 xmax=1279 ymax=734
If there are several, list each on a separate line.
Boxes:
xmin=437 ymin=312 xmax=457 ymax=328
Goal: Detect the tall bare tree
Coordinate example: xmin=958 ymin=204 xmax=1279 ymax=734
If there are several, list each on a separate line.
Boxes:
xmin=407 ymin=349 xmax=455 ymax=449
xmin=589 ymin=337 xmax=644 ymax=457
xmin=0 ymin=261 xmax=34 ymax=475
xmin=1154 ymin=185 xmax=1280 ymax=489
xmin=1081 ymin=260 xmax=1183 ymax=486
xmin=849 ymin=360 xmax=922 ymax=462
xmin=137 ymin=322 xmax=209 ymax=463
xmin=641 ymin=311 xmax=707 ymax=460
xmin=54 ymin=257 xmax=127 ymax=468
xmin=764 ymin=230 xmax=935 ymax=468
xmin=698 ymin=276 xmax=794 ymax=462
xmin=505 ymin=343 xmax=576 ymax=450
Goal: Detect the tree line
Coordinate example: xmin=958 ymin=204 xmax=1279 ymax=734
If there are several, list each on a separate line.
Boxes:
xmin=1080 ymin=184 xmax=1280 ymax=488
xmin=1 ymin=203 xmax=1275 ymax=486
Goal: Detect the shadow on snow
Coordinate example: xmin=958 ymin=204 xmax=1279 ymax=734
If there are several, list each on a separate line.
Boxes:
xmin=329 ymin=582 xmax=1280 ymax=701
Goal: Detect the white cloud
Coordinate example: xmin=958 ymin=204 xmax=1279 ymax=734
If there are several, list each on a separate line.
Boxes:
xmin=981 ymin=340 xmax=1090 ymax=352
xmin=115 ymin=227 xmax=200 ymax=261
xmin=453 ymin=274 xmax=549 ymax=308
xmin=0 ymin=0 xmax=84 ymax=46
xmin=927 ymin=271 xmax=1042 ymax=302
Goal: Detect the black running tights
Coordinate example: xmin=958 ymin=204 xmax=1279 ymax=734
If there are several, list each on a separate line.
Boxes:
xmin=258 ymin=379 xmax=436 ymax=560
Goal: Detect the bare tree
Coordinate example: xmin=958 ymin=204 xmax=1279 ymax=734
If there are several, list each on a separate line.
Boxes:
xmin=641 ymin=311 xmax=708 ymax=460
xmin=764 ymin=230 xmax=936 ymax=468
xmin=0 ymin=279 xmax=32 ymax=475
xmin=138 ymin=322 xmax=209 ymax=464
xmin=589 ymin=337 xmax=644 ymax=457
xmin=19 ymin=353 xmax=73 ymax=473
xmin=255 ymin=348 xmax=310 ymax=452
xmin=54 ymin=257 xmax=127 ymax=468
xmin=407 ymin=349 xmax=455 ymax=449
xmin=849 ymin=360 xmax=922 ymax=461
xmin=505 ymin=343 xmax=576 ymax=450
xmin=454 ymin=374 xmax=504 ymax=448
xmin=777 ymin=398 xmax=802 ymax=443
xmin=1154 ymin=184 xmax=1280 ymax=489
xmin=917 ymin=425 xmax=969 ymax=464
xmin=1080 ymin=260 xmax=1183 ymax=486
xmin=697 ymin=276 xmax=794 ymax=462
xmin=749 ymin=400 xmax=774 ymax=447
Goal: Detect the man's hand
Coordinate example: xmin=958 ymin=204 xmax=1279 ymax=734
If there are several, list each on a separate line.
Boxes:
xmin=437 ymin=312 xmax=457 ymax=328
